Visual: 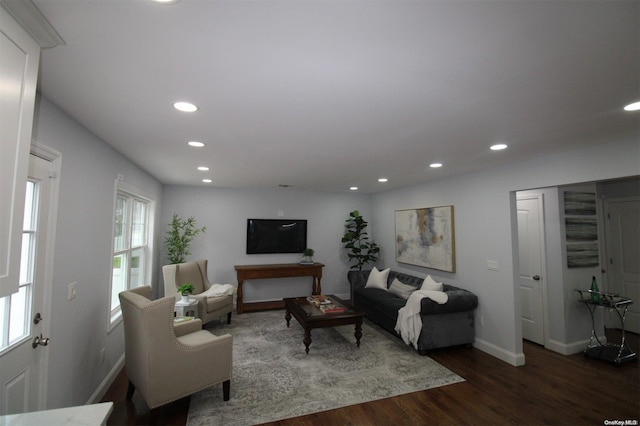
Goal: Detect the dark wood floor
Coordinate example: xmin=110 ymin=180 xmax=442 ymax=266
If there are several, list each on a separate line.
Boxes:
xmin=103 ymin=327 xmax=639 ymax=426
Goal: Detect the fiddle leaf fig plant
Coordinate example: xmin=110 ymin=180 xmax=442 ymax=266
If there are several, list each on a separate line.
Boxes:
xmin=341 ymin=210 xmax=380 ymax=271
xmin=165 ymin=214 xmax=206 ymax=264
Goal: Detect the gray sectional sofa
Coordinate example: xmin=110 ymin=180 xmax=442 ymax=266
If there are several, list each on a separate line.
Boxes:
xmin=348 ymin=269 xmax=478 ymax=354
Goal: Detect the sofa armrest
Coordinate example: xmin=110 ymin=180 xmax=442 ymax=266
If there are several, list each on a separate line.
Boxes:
xmin=347 ymin=270 xmax=372 ymax=300
xmin=420 ymin=288 xmax=478 ymax=315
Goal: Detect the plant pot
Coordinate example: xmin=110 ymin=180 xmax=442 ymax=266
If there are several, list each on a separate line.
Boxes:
xmin=181 ymin=295 xmax=190 ymax=303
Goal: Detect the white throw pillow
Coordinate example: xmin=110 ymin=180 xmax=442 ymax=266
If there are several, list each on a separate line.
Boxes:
xmin=388 ymin=278 xmax=416 ymax=300
xmin=420 ymin=275 xmax=443 ymax=292
xmin=365 ymin=267 xmax=390 ymax=291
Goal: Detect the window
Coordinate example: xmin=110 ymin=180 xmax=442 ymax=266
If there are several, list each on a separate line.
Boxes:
xmin=1 ymin=180 xmax=38 ymax=352
xmin=109 ymin=183 xmax=154 ymax=326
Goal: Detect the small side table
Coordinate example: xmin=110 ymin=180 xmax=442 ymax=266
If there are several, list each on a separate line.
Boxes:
xmin=175 ymin=298 xmax=199 ymax=318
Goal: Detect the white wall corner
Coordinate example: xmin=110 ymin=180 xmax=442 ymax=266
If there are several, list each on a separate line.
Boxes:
xmin=546 ymin=337 xmax=604 ymax=356
xmin=473 ymin=338 xmax=526 ymax=367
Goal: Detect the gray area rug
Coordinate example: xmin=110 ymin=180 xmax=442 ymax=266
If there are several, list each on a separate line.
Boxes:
xmin=187 ymin=309 xmax=464 ymax=426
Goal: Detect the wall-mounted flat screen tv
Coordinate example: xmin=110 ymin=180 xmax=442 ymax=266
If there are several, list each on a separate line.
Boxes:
xmin=246 ymin=219 xmax=307 ymax=254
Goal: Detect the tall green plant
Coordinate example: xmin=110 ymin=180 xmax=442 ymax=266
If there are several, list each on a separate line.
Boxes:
xmin=165 ymin=214 xmax=206 ymax=264
xmin=341 ymin=210 xmax=380 ymax=270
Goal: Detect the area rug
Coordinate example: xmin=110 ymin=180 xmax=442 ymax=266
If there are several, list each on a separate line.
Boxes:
xmin=187 ymin=310 xmax=464 ymax=426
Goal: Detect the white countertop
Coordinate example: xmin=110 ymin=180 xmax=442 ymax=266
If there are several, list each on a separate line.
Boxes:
xmin=0 ymin=402 xmax=113 ymax=426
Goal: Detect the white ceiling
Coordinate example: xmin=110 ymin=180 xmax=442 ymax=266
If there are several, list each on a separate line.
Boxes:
xmin=33 ymin=0 xmax=639 ymax=193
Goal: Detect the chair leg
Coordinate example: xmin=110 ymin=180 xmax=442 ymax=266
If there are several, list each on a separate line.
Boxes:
xmin=223 ymin=380 xmax=230 ymax=401
xmin=126 ymin=380 xmax=135 ymax=400
xmin=227 ymin=312 xmax=232 ymax=324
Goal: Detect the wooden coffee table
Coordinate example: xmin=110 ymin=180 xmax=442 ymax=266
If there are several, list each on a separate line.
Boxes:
xmin=284 ymin=295 xmax=364 ymax=354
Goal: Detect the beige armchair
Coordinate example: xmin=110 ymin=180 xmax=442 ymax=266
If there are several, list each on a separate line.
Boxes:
xmin=119 ymin=286 xmax=232 ymax=409
xmin=163 ymin=260 xmax=234 ymax=326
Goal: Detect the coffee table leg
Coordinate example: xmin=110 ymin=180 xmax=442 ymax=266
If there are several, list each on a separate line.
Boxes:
xmin=355 ymin=319 xmax=362 ymax=348
xmin=285 ymin=310 xmax=291 ymax=327
xmin=303 ymin=328 xmax=312 ymax=354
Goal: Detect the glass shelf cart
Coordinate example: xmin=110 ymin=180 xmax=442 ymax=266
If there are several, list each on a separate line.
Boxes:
xmin=575 ymin=289 xmax=637 ymax=365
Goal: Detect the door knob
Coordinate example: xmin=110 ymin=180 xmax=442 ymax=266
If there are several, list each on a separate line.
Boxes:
xmin=532 ymin=275 xmax=541 ymax=281
xmin=32 ymin=334 xmax=50 ymax=348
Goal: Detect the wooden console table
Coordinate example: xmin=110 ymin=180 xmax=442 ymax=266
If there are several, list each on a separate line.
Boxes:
xmin=234 ymin=263 xmax=324 ymax=314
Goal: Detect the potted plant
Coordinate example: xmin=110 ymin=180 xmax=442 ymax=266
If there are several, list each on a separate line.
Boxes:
xmin=177 ymin=283 xmax=195 ymax=303
xmin=165 ymin=214 xmax=206 ymax=264
xmin=301 ymin=248 xmax=315 ymax=265
xmin=341 ymin=210 xmax=380 ymax=271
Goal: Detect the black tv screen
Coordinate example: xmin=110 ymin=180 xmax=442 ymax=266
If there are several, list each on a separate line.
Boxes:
xmin=246 ymin=219 xmax=307 ymax=254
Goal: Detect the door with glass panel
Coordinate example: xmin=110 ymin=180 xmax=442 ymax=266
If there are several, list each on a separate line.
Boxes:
xmin=0 ymin=155 xmax=54 ymax=414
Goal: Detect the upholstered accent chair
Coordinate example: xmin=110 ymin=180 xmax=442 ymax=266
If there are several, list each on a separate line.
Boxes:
xmin=163 ymin=260 xmax=234 ymax=326
xmin=119 ymin=286 xmax=232 ymax=409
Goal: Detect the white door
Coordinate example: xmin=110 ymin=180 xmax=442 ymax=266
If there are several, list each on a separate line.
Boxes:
xmin=517 ymin=194 xmax=546 ymax=345
xmin=604 ymin=198 xmax=640 ymax=334
xmin=0 ymin=5 xmax=41 ymax=298
xmin=0 ymin=155 xmax=54 ymax=415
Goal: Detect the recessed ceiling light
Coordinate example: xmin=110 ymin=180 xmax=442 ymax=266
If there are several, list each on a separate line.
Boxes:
xmin=197 ymin=166 xmax=209 ymax=171
xmin=378 ymin=178 xmax=388 ymax=183
xmin=490 ymin=144 xmax=508 ymax=151
xmin=173 ymin=101 xmax=198 ymax=112
xmin=202 ymin=179 xmax=212 ymax=183
xmin=430 ymin=163 xmax=443 ymax=168
xmin=624 ymin=101 xmax=640 ymax=111
xmin=187 ymin=141 xmax=205 ymax=148
xmin=350 ymin=186 xmax=358 ymax=191
xmin=151 ymin=0 xmax=181 ymax=4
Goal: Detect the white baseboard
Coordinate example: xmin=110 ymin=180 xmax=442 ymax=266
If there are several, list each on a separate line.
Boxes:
xmin=473 ymin=338 xmax=526 ymax=367
xmin=545 ymin=336 xmax=604 ymax=356
xmin=86 ymin=354 xmax=125 ymax=405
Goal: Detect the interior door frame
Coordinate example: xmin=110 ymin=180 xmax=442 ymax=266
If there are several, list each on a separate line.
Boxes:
xmin=516 ymin=192 xmax=549 ymax=347
xmin=600 ymin=195 xmax=640 ymax=333
xmin=29 ymin=143 xmax=61 ymax=410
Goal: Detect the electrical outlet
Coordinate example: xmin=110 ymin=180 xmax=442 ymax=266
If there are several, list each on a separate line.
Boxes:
xmin=100 ymin=348 xmax=106 ymax=364
xmin=68 ymin=282 xmax=77 ymax=300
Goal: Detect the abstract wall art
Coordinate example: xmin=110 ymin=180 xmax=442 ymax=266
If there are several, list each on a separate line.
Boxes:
xmin=564 ymin=191 xmax=599 ymax=268
xmin=395 ymin=205 xmax=455 ymax=272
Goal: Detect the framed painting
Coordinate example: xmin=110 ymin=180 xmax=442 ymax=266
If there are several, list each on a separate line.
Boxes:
xmin=395 ymin=206 xmax=455 ymax=272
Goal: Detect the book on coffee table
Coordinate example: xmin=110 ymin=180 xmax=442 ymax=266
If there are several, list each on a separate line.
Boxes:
xmin=307 ymin=295 xmax=331 ymax=306
xmin=319 ymin=304 xmax=345 ymax=313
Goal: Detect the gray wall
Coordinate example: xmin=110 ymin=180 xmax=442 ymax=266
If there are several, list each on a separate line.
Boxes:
xmin=32 ymin=96 xmax=163 ymax=409
xmin=368 ymin=137 xmax=639 ymax=365
xmin=159 ymin=186 xmax=372 ymax=302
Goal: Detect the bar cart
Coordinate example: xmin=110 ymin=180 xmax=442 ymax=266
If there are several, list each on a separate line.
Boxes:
xmin=575 ymin=289 xmax=637 ymax=365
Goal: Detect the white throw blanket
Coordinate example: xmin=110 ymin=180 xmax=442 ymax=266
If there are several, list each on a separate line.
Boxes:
xmin=200 ymin=283 xmax=235 ymax=298
xmin=394 ymin=289 xmax=448 ymax=348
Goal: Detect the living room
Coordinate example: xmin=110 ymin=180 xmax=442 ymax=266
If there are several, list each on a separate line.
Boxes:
xmin=1 ymin=0 xmax=638 ymax=421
